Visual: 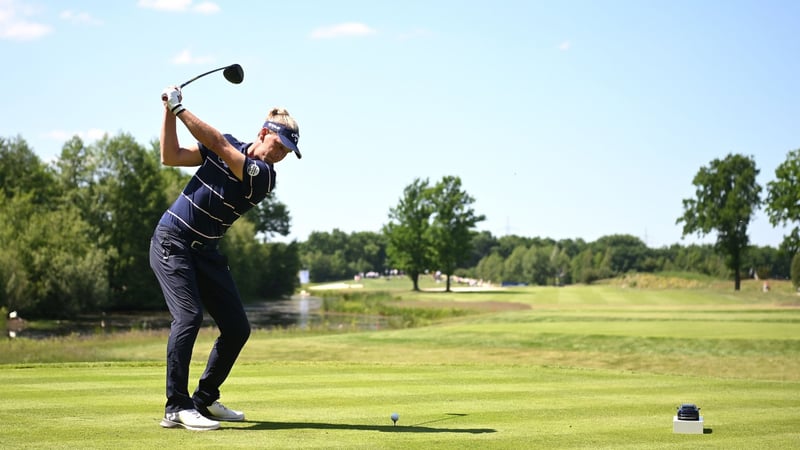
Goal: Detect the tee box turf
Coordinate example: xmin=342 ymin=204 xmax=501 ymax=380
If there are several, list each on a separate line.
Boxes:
xmin=673 ymin=416 xmax=704 ymax=434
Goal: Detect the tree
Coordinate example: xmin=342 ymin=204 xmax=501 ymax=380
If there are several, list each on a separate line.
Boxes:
xmin=299 ymin=230 xmax=387 ymax=281
xmin=244 ymin=194 xmax=292 ymax=242
xmin=0 ymin=137 xmax=109 ymax=317
xmin=571 ymin=248 xmax=603 ymax=284
xmin=677 ymin=153 xmax=762 ymax=290
xmin=661 ymin=243 xmax=727 ymax=278
xmin=220 ymin=214 xmax=300 ymax=299
xmin=550 ymin=246 xmax=571 ymax=285
xmin=0 ymin=191 xmax=109 ymax=318
xmin=54 ymin=133 xmax=171 ymax=309
xmin=468 ymin=230 xmax=499 ymax=268
xmin=745 ymin=245 xmax=786 ymax=280
xmin=347 ymin=231 xmax=387 ymax=275
xmin=90 ymin=134 xmax=169 ymax=309
xmin=502 ymin=245 xmax=526 ymax=284
xmin=591 ymin=234 xmax=651 ymax=274
xmin=765 ymin=149 xmax=800 ymax=255
xmin=524 ymin=245 xmax=552 ymax=286
xmin=221 ymin=217 xmax=266 ymax=299
xmin=428 ymin=176 xmax=486 ymax=292
xmin=383 ymin=178 xmax=435 ymax=291
xmin=475 ymin=252 xmax=505 ymax=285
xmin=256 ymin=240 xmax=301 ymax=298
xmin=0 ymin=135 xmax=58 ymax=203
xmin=497 ymin=235 xmax=536 ymax=258
xmin=148 ymin=139 xmax=190 ymax=203
xmin=301 ymin=229 xmax=352 ymax=282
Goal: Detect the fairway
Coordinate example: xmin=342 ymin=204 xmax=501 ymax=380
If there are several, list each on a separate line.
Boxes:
xmin=1 ymin=280 xmax=798 ymax=449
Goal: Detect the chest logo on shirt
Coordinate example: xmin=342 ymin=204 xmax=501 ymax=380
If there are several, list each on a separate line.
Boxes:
xmin=247 ymin=163 xmax=260 ymax=177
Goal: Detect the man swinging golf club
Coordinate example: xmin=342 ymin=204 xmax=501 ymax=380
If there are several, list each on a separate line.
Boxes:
xmin=150 ymin=83 xmax=301 ymax=431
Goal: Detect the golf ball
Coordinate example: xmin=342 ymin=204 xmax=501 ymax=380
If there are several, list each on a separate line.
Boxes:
xmin=391 ymin=413 xmax=399 ymax=422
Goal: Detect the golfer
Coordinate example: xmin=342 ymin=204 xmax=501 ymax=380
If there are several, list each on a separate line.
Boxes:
xmin=150 ymin=86 xmax=301 ymax=431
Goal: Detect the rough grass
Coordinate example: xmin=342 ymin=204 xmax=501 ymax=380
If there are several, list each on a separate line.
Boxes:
xmin=0 ymin=275 xmax=798 ymax=448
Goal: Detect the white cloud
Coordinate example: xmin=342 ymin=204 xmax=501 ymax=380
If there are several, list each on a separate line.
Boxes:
xmin=171 ymin=49 xmax=215 ymax=65
xmin=60 ymin=10 xmax=103 ymax=26
xmin=558 ymin=40 xmax=571 ymax=51
xmin=45 ymin=128 xmax=107 ymax=142
xmin=137 ymin=0 xmax=191 ymax=12
xmin=0 ymin=0 xmax=52 ymax=41
xmin=310 ymin=22 xmax=376 ymax=39
xmin=137 ymin=0 xmax=220 ymax=14
xmin=193 ymin=2 xmax=219 ymax=14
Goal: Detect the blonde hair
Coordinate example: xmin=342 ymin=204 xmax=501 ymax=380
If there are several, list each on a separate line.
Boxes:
xmin=266 ymin=107 xmax=299 ymax=132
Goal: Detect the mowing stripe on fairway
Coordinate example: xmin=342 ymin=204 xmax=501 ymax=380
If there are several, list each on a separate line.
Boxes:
xmin=0 ymin=361 xmax=798 ymax=449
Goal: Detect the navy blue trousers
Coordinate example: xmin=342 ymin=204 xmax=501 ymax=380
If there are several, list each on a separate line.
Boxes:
xmin=149 ymin=225 xmax=251 ymax=413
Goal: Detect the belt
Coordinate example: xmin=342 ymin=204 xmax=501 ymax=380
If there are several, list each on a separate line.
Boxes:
xmin=156 ymin=224 xmax=218 ymax=250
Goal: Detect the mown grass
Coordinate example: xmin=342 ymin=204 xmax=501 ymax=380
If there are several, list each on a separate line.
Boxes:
xmin=0 ymin=275 xmax=798 ymax=448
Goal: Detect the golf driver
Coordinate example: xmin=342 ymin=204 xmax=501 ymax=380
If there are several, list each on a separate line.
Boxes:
xmin=179 ymin=63 xmax=244 ymax=89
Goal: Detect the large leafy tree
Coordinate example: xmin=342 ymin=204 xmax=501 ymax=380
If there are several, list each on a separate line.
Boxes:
xmin=591 ymin=234 xmax=651 ymax=274
xmin=56 ymin=134 xmax=169 ymax=309
xmin=0 ymin=137 xmax=109 ymax=317
xmin=301 ymin=229 xmax=351 ymax=282
xmin=245 ymin=195 xmax=292 ymax=242
xmin=523 ymin=245 xmax=552 ymax=286
xmin=0 ymin=136 xmax=58 ymax=203
xmin=298 ymin=230 xmax=387 ymax=282
xmin=0 ymin=193 xmax=110 ymax=317
xmin=497 ymin=235 xmax=536 ymax=258
xmin=256 ymin=241 xmax=301 ymax=298
xmin=677 ymin=153 xmax=762 ymax=290
xmin=383 ymin=178 xmax=435 ymax=291
xmin=503 ymin=245 xmax=528 ymax=284
xmin=221 ymin=218 xmax=299 ymax=299
xmin=475 ymin=252 xmax=505 ymax=285
xmin=765 ymin=148 xmax=800 ymax=256
xmin=550 ymin=246 xmax=572 ymax=285
xmin=467 ymin=230 xmax=500 ymax=268
xmin=428 ymin=176 xmax=486 ymax=292
xmin=347 ymin=231 xmax=387 ymax=275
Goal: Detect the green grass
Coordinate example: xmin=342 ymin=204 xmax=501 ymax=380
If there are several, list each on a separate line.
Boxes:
xmin=1 ymin=277 xmax=798 ymax=448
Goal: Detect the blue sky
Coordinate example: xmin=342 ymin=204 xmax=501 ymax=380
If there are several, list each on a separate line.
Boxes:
xmin=1 ymin=0 xmax=796 ymax=248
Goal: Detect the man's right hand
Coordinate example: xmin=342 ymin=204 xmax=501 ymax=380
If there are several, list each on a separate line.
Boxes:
xmin=161 ymin=86 xmax=185 ymax=116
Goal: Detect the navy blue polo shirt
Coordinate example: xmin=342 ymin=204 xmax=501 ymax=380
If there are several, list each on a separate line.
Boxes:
xmin=158 ymin=134 xmax=276 ymax=244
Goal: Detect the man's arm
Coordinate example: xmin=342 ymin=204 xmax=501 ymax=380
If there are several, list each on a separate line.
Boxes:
xmin=160 ymin=107 xmax=202 ymax=167
xmin=177 ymin=109 xmax=246 ymax=180
xmin=161 ymin=86 xmax=245 ymax=179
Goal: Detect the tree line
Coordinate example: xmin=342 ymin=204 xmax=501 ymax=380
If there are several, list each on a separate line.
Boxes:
xmin=1 ymin=135 xmax=299 ymax=318
xmin=304 ymin=152 xmax=796 ymax=292
xmin=2 ymin=133 xmax=798 ymax=318
xmin=303 ymin=228 xmax=787 ymax=287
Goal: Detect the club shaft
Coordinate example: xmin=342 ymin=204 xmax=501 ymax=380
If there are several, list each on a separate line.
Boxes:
xmin=179 ymin=66 xmax=228 ymax=89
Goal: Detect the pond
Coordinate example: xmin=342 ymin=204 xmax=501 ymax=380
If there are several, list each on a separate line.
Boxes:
xmin=5 ymin=295 xmax=388 ymax=339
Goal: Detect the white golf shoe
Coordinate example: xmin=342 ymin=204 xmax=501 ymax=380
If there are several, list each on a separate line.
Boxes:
xmin=203 ymin=400 xmax=245 ymax=422
xmin=160 ymin=409 xmax=220 ymax=431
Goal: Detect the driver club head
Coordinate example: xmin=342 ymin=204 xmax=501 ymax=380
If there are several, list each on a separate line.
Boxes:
xmin=223 ymin=64 xmax=244 ymax=84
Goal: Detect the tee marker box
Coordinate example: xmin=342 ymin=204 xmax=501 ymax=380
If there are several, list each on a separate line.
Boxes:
xmin=673 ymin=416 xmax=704 ymax=434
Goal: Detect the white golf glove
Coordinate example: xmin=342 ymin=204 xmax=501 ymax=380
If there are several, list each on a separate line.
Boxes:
xmin=161 ymin=86 xmax=185 ymax=115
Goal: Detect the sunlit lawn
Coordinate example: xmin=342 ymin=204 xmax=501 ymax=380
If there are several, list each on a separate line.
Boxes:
xmin=0 ymin=276 xmax=798 ymax=448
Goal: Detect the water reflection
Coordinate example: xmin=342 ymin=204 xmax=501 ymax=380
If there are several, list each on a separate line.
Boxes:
xmin=5 ymin=295 xmax=360 ymax=339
